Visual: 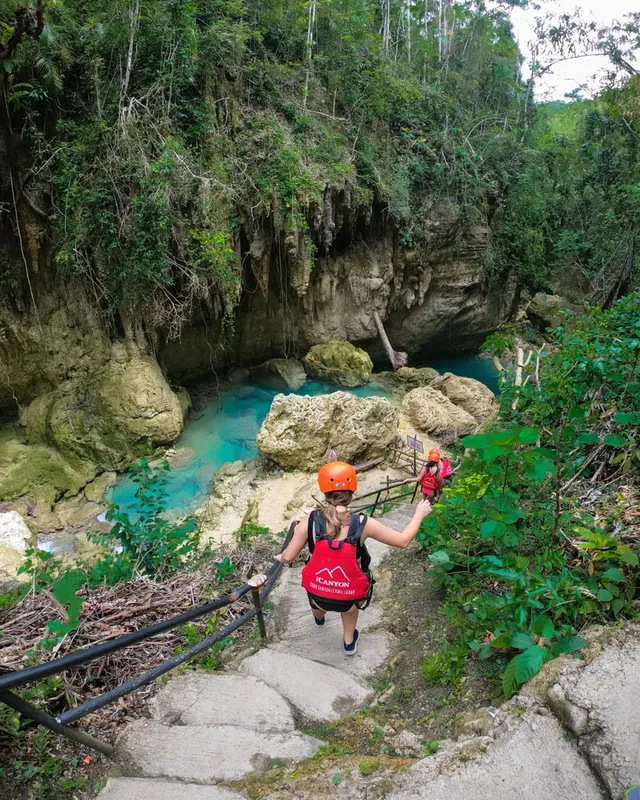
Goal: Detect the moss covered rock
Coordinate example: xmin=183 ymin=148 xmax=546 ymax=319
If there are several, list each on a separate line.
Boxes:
xmin=256 ymin=391 xmax=397 ymax=470
xmin=401 ymin=387 xmax=478 ymax=438
xmin=303 ymin=341 xmax=373 ymax=387
xmin=19 ymin=344 xmax=186 ymax=475
xmin=0 ymin=428 xmax=97 ymax=506
xmin=255 ymin=358 xmax=307 ymax=390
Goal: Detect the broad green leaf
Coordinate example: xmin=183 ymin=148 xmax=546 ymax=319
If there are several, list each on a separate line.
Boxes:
xmin=575 ymin=432 xmax=600 ymax=445
xmin=597 ymin=589 xmax=613 ymax=602
xmin=479 ymin=643 xmax=493 ymax=660
xmin=619 ymin=548 xmax=639 ymax=566
xmin=600 ymin=567 xmax=625 ymax=583
xmin=517 ymin=428 xmax=540 ymax=444
xmin=531 ymin=615 xmax=554 ymax=639
xmin=604 ymin=434 xmax=626 ymax=448
xmin=482 ymin=446 xmax=508 ymax=462
xmin=551 ymin=636 xmax=587 ymax=655
xmin=509 ymin=632 xmax=535 ymax=650
xmin=611 ymin=598 xmax=625 ymax=614
xmin=502 ymin=654 xmax=520 ymax=698
xmin=614 ymin=412 xmax=638 ymax=425
xmin=462 ymin=434 xmax=491 ymax=450
xmin=513 ymin=645 xmax=546 ymax=684
xmin=481 ymin=519 xmax=497 ymax=537
xmin=430 ymin=551 xmax=452 ymax=565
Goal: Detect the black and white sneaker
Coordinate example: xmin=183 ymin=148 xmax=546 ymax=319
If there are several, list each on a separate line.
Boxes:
xmin=314 ymin=614 xmax=325 ymax=627
xmin=344 ymin=629 xmax=359 ymax=655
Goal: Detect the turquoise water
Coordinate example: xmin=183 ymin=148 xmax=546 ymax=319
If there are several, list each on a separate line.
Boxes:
xmin=109 ymin=356 xmax=499 ymax=517
xmin=109 ymin=379 xmax=389 ymax=517
xmin=427 ymin=354 xmax=501 ymax=395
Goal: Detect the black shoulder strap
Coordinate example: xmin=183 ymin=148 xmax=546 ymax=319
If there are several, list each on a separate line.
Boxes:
xmin=307 ymin=511 xmax=328 ymax=554
xmin=349 ymin=514 xmax=371 ymax=572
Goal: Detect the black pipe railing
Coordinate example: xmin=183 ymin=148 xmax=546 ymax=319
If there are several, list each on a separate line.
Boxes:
xmin=0 ymin=523 xmax=295 ymax=754
xmin=350 ymin=479 xmax=419 ymax=515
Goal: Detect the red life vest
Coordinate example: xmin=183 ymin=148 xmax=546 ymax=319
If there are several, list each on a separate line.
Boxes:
xmin=301 ymin=511 xmax=371 ymax=602
xmin=420 ymin=458 xmax=452 ymax=495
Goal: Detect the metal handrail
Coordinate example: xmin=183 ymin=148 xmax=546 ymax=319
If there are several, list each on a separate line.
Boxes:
xmin=350 ymin=482 xmax=420 ymax=516
xmin=0 ymin=522 xmax=296 ymax=755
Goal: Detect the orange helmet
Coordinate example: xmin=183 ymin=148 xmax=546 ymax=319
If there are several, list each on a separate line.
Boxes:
xmin=318 ymin=461 xmax=357 ymax=494
xmin=428 ymin=448 xmax=441 ymax=463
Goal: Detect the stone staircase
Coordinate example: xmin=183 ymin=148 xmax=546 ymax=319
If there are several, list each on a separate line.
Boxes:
xmin=97 ymin=507 xmax=412 ymax=799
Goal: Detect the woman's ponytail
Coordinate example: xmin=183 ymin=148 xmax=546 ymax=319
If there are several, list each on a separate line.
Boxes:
xmin=321 ymin=490 xmax=353 ymax=539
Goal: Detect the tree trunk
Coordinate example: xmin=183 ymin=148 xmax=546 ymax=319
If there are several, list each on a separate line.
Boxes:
xmin=373 ymin=310 xmax=408 ymax=371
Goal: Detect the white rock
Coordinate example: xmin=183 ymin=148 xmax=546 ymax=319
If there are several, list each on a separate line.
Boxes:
xmin=0 ymin=511 xmax=32 ymax=588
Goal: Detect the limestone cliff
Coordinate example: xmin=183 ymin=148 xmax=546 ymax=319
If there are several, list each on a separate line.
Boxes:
xmin=2 ymin=190 xmax=514 ymax=422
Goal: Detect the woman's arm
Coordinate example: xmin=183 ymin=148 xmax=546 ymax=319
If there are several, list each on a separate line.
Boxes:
xmin=361 ymin=499 xmax=432 ymax=549
xmin=274 ymin=515 xmax=310 ymax=563
xmin=404 ymin=466 xmax=426 ymax=485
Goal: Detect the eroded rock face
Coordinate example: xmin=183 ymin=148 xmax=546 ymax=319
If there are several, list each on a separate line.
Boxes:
xmin=432 ymin=372 xmax=497 ymax=423
xmin=254 ymin=358 xmax=307 ymax=390
xmin=303 ymin=341 xmax=373 ymax=388
xmin=256 ymin=391 xmax=397 ymax=470
xmin=19 ymin=343 xmax=185 ymax=473
xmin=401 ymin=387 xmax=478 ymax=438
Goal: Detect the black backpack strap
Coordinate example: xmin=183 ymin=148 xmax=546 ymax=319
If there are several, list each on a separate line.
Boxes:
xmin=307 ymin=511 xmax=329 ymax=554
xmin=347 ymin=514 xmax=371 ymax=573
xmin=307 ymin=511 xmax=315 ymax=554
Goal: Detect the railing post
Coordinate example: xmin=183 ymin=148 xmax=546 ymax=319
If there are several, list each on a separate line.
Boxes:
xmin=248 ymin=574 xmax=268 ymax=642
xmin=0 ymin=691 xmax=114 ymax=756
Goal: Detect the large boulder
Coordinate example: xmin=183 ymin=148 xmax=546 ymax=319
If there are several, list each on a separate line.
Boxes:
xmin=432 ymin=373 xmax=497 ymax=423
xmin=527 ymin=293 xmax=581 ymax=332
xmin=401 ymin=387 xmax=477 ymax=438
xmin=254 ymin=358 xmax=307 ymax=391
xmin=372 ymin=367 xmax=439 ymax=397
xmin=303 ymin=341 xmax=373 ymax=387
xmin=0 ymin=510 xmax=32 ymax=589
xmin=20 ymin=343 xmax=186 ymax=473
xmin=257 ymin=392 xmax=398 ymax=470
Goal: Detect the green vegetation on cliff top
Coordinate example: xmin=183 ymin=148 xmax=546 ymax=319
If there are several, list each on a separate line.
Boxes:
xmin=2 ymin=1 xmax=637 ymax=330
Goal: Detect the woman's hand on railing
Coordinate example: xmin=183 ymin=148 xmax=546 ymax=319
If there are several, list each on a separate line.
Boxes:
xmin=415 ymin=498 xmax=432 ymax=519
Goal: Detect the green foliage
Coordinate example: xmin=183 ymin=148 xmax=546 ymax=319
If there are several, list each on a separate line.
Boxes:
xmin=97 ymin=458 xmax=199 ymax=579
xmin=420 ymin=294 xmax=640 ymax=696
xmin=12 ymin=459 xmax=200 ymax=650
xmin=2 ymin=0 xmax=549 ymax=327
xmin=234 ymin=522 xmax=271 ymax=544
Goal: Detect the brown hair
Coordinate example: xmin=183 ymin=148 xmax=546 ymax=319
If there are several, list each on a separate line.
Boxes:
xmin=321 ymin=490 xmax=353 ymax=539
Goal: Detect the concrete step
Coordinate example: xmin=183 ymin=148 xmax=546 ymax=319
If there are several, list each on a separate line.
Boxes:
xmin=150 ymin=672 xmax=295 ymax=732
xmin=271 ymin=628 xmax=391 ymax=680
xmin=239 ymin=647 xmax=370 ymax=721
xmin=98 ymin=777 xmax=245 ymax=800
xmin=117 ymin=719 xmax=320 ymax=783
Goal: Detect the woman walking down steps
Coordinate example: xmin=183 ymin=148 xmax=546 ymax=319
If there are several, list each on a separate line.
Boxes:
xmin=275 ymin=461 xmax=432 ymax=654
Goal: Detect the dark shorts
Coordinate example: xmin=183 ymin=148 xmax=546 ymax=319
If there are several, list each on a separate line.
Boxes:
xmin=306 ymin=592 xmax=368 ymax=613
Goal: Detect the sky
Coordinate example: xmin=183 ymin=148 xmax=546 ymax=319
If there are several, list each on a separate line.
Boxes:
xmin=509 ymin=0 xmax=639 ymax=100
